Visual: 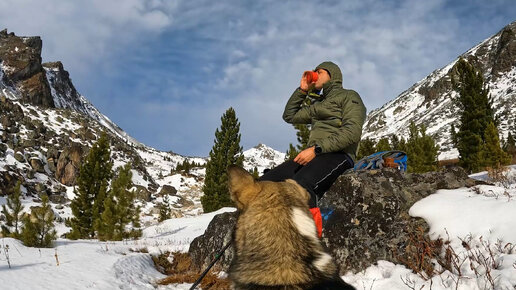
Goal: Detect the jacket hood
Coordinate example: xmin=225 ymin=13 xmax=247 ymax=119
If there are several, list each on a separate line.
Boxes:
xmin=315 ymin=61 xmax=343 ymax=96
xmin=315 ymin=61 xmax=343 ymax=84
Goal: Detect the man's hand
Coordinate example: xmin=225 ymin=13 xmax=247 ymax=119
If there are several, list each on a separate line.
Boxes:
xmin=300 ymin=73 xmax=309 ymax=92
xmin=294 ymin=146 xmax=316 ymax=165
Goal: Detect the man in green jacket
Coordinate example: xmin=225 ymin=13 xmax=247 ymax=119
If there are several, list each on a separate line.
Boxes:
xmin=260 ymin=61 xmax=366 ymax=210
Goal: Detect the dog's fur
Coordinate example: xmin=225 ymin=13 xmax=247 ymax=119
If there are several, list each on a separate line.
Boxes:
xmin=227 ymin=165 xmax=355 ymax=290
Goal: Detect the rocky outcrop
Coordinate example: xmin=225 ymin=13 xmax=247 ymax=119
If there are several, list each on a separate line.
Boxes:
xmin=159 ymin=185 xmax=177 ymax=196
xmin=0 ymin=29 xmax=54 ymax=107
xmin=55 ymin=144 xmax=83 ymax=186
xmin=187 ymin=167 xmax=481 ymax=273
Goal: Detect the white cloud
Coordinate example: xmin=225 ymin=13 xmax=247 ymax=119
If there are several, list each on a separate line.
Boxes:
xmin=1 ymin=0 xmax=514 ymax=155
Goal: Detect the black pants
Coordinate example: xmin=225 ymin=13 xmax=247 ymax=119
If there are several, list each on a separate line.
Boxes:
xmin=259 ymin=152 xmax=353 ymax=208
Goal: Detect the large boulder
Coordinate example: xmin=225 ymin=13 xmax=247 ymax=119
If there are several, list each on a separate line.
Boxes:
xmin=55 ymin=144 xmax=83 ymax=186
xmin=187 ymin=167 xmax=480 ymax=273
xmin=189 ymin=211 xmax=237 ymax=272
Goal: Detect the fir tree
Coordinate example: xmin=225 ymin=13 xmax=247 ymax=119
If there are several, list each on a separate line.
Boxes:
xmin=20 ymin=195 xmax=57 ymax=248
xmin=452 ymin=58 xmax=495 ymax=173
xmin=98 ymin=163 xmax=141 ymax=240
xmin=357 ymin=137 xmax=376 ymax=160
xmin=480 ymin=122 xmax=511 ymax=169
xmin=68 ymin=132 xmax=113 ymax=239
xmin=158 ymin=194 xmax=171 ymax=222
xmin=285 ymin=124 xmax=310 ymax=160
xmin=202 ymin=107 xmax=244 ymax=213
xmin=251 ymin=167 xmax=259 ymax=179
xmin=1 ymin=181 xmax=24 ymax=238
xmin=503 ymin=132 xmax=516 ymax=164
xmin=405 ymin=122 xmax=440 ymax=173
xmin=390 ymin=135 xmax=401 ymax=151
xmin=375 ymin=138 xmax=391 ymax=152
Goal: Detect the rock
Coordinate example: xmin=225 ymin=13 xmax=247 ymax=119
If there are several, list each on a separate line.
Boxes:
xmin=319 ymin=167 xmax=477 ymax=274
xmin=0 ymin=30 xmax=55 ymax=107
xmin=55 ymin=144 xmax=83 ymax=186
xmin=33 ymin=183 xmax=46 ymax=193
xmin=48 ymin=193 xmax=67 ymax=204
xmin=14 ymin=152 xmax=25 ymax=163
xmin=159 ymin=185 xmax=177 ymax=196
xmin=0 ymin=143 xmax=7 ymax=153
xmin=29 ymin=157 xmax=45 ymax=173
xmin=187 ymin=168 xmax=479 ymax=274
xmin=26 ymin=169 xmax=35 ymax=179
xmin=189 ymin=211 xmax=237 ymax=271
xmin=135 ymin=186 xmax=152 ymax=201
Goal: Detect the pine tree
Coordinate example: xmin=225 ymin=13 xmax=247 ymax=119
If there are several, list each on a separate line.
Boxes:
xmin=480 ymin=122 xmax=511 ymax=169
xmin=405 ymin=122 xmax=440 ymax=173
xmin=285 ymin=124 xmax=310 ymax=160
xmin=20 ymin=195 xmax=57 ymax=248
xmin=202 ymin=107 xmax=244 ymax=213
xmin=158 ymin=194 xmax=171 ymax=222
xmin=390 ymin=135 xmax=401 ymax=151
xmin=375 ymin=138 xmax=391 ymax=152
xmin=357 ymin=137 xmax=376 ymax=160
xmin=68 ymin=132 xmax=113 ymax=239
xmin=97 ymin=163 xmax=141 ymax=240
xmin=1 ymin=181 xmax=24 ymax=238
xmin=251 ymin=167 xmax=259 ymax=179
xmin=503 ymin=132 xmax=516 ymax=164
xmin=452 ymin=58 xmax=495 ymax=173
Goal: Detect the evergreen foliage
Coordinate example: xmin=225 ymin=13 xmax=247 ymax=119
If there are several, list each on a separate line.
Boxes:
xmin=97 ymin=163 xmax=141 ymax=241
xmin=405 ymin=122 xmax=440 ymax=173
xmin=503 ymin=132 xmax=516 ymax=164
xmin=285 ymin=124 xmax=310 ymax=160
xmin=1 ymin=181 xmax=24 ymax=238
xmin=390 ymin=135 xmax=401 ymax=151
xmin=174 ymin=159 xmax=202 ymax=173
xmin=158 ymin=194 xmax=171 ymax=222
xmin=481 ymin=122 xmax=511 ymax=168
xmin=375 ymin=137 xmax=391 ymax=152
xmin=201 ymin=107 xmax=244 ymax=213
xmin=452 ymin=58 xmax=496 ymax=173
xmin=20 ymin=195 xmax=57 ymax=248
xmin=68 ymin=132 xmax=113 ymax=239
xmin=251 ymin=167 xmax=259 ymax=179
xmin=357 ymin=137 xmax=376 ymax=160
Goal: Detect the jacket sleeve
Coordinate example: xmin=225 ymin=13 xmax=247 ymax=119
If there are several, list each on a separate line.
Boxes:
xmin=318 ymin=91 xmax=367 ymax=153
xmin=282 ymin=88 xmax=312 ymax=124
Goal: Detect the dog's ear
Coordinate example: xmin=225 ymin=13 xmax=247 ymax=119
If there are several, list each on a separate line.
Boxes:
xmin=228 ymin=165 xmax=260 ymax=210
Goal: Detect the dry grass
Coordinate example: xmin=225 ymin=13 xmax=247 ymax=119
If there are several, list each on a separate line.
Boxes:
xmin=152 ymin=251 xmax=230 ymax=289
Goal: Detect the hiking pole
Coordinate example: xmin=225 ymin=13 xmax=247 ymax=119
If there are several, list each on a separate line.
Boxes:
xmin=189 ymin=241 xmax=232 ymax=290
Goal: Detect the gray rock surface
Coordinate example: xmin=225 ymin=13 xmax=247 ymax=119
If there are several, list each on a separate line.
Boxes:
xmin=187 ymin=167 xmax=480 ymax=273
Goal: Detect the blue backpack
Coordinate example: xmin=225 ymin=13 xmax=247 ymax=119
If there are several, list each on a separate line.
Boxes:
xmin=354 ymin=151 xmax=407 ymax=172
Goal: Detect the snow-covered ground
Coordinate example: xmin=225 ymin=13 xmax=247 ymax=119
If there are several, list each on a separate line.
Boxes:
xmin=1 ymin=167 xmax=516 ymax=289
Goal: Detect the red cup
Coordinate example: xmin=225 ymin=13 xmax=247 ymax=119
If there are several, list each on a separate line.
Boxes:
xmin=303 ymin=71 xmax=318 ymax=84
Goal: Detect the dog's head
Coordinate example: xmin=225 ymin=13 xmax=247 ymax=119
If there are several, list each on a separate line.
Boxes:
xmin=227 ymin=165 xmax=310 ymax=210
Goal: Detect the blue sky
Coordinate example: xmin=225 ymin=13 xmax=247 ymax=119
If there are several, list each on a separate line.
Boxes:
xmin=1 ymin=0 xmax=515 ymax=156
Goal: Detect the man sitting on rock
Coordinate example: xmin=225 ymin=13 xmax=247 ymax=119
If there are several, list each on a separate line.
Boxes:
xmin=260 ymin=61 xmax=367 ymax=236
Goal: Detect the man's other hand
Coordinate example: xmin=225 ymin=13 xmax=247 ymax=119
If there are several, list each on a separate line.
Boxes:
xmin=294 ymin=146 xmax=316 ymax=165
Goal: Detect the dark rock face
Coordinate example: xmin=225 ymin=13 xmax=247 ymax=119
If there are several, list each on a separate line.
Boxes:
xmin=319 ymin=167 xmax=476 ymax=274
xmin=0 ymin=30 xmax=54 ymax=107
xmin=159 ymin=185 xmax=177 ymax=196
xmin=188 ymin=211 xmax=237 ymax=271
xmin=55 ymin=144 xmax=83 ymax=186
xmin=187 ymin=168 xmax=479 ymax=274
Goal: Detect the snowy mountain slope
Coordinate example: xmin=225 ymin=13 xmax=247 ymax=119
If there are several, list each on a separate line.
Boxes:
xmin=1 ymin=29 xmax=286 ymax=226
xmin=362 ymin=21 xmax=516 ymax=160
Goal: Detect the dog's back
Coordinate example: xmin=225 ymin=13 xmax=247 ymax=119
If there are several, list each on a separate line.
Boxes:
xmin=227 ymin=166 xmax=355 ymax=290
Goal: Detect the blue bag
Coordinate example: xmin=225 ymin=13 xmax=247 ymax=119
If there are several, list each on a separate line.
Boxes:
xmin=353 ymin=151 xmax=407 ymax=172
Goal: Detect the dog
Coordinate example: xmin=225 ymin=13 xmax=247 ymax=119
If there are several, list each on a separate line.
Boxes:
xmin=227 ymin=165 xmax=355 ymax=290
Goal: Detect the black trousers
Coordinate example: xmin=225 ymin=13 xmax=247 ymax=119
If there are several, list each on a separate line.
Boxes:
xmin=259 ymin=152 xmax=353 ymax=208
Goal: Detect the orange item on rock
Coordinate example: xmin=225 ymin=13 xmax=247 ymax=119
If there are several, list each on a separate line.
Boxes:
xmin=310 ymin=207 xmax=323 ymax=238
xmin=304 ymin=71 xmax=318 ymax=84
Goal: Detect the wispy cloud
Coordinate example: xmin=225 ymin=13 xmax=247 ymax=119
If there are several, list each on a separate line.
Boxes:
xmin=1 ymin=0 xmax=515 ymax=155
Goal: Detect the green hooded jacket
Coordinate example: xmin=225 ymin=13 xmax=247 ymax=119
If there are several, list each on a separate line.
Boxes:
xmin=282 ymin=61 xmax=367 ymax=161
